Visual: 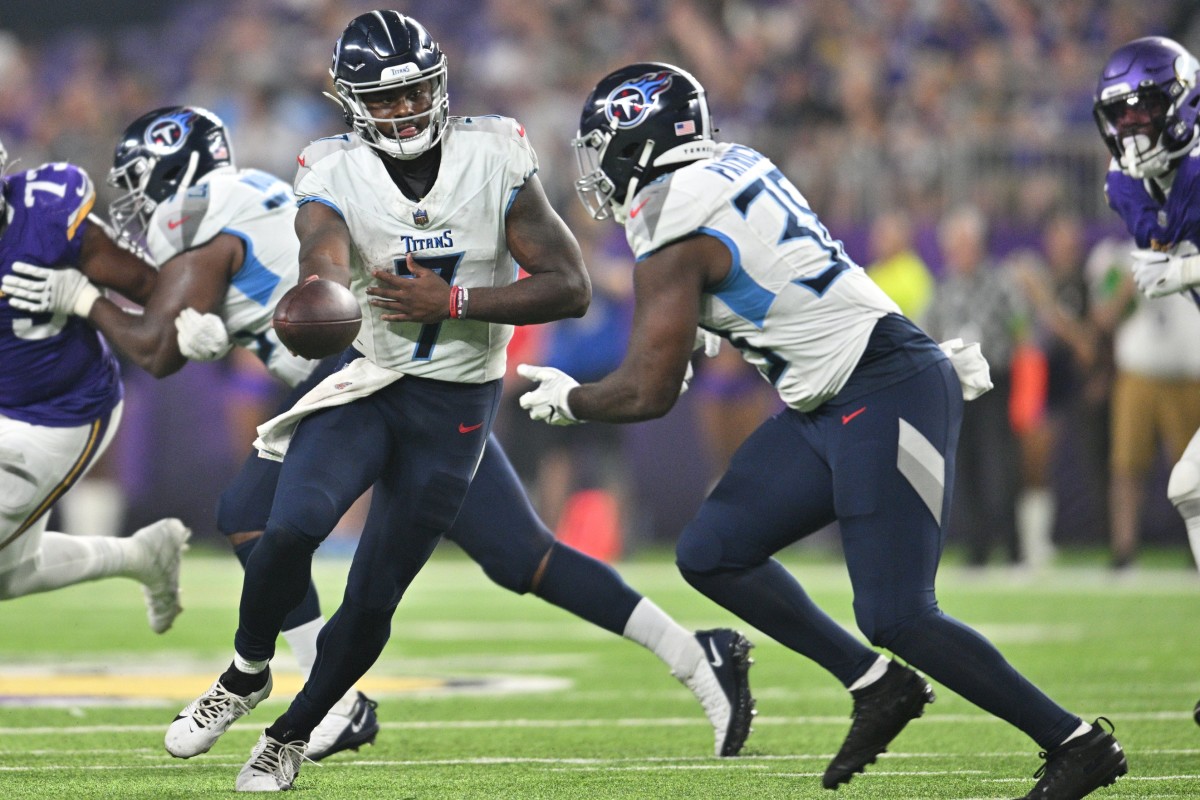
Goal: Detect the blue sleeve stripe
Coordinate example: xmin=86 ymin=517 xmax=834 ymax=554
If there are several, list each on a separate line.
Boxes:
xmin=298 ymin=196 xmax=344 ymax=219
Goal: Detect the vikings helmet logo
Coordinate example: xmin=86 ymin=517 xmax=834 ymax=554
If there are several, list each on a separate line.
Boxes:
xmin=144 ymin=112 xmax=194 ymax=154
xmin=604 ymin=71 xmax=673 ymax=129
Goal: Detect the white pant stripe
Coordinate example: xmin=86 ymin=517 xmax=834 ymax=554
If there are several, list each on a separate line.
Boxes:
xmin=897 ymin=418 xmax=945 ymax=525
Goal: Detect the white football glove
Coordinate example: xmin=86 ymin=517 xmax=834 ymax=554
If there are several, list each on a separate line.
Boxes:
xmin=1130 ymin=249 xmax=1200 ymax=298
xmin=937 ymin=338 xmax=993 ymax=401
xmin=2 ymin=262 xmax=101 ymax=317
xmin=517 ymin=364 xmax=582 ymax=425
xmin=694 ymin=328 xmax=722 ymax=358
xmin=175 ymin=308 xmax=232 ymax=361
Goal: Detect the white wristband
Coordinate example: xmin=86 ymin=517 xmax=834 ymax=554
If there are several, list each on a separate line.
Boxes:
xmin=74 ymin=283 xmax=102 ymax=317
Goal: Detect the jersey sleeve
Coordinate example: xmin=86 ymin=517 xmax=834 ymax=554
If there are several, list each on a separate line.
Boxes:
xmin=505 ymin=118 xmax=539 ymax=190
xmin=23 ymin=164 xmax=96 ymax=258
xmin=143 ymin=179 xmax=231 ymax=266
xmin=624 ymin=171 xmax=714 ymax=261
xmin=294 ymin=136 xmax=353 ymax=215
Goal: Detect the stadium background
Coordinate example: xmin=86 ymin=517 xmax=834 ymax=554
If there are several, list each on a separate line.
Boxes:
xmin=3 ymin=0 xmax=1199 ymax=556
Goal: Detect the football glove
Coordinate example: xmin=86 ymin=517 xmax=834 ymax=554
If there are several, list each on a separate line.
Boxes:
xmin=694 ymin=328 xmax=722 ymax=358
xmin=2 ymin=262 xmax=101 ymax=317
xmin=937 ymin=338 xmax=993 ymax=401
xmin=517 ymin=364 xmax=582 ymax=425
xmin=175 ymin=308 xmax=232 ymax=361
xmin=1130 ymin=249 xmax=1200 ymax=298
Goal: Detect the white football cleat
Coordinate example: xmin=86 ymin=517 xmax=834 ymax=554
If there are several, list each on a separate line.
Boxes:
xmin=130 ymin=518 xmax=191 ymax=634
xmin=236 ymin=733 xmax=307 ymax=792
xmin=682 ymin=629 xmax=757 ymax=757
xmin=165 ymin=672 xmax=272 ymax=758
xmin=306 ymin=690 xmax=379 ymax=761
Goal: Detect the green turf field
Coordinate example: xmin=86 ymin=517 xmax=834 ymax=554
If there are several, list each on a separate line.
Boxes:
xmin=1 ymin=544 xmax=1198 ymax=799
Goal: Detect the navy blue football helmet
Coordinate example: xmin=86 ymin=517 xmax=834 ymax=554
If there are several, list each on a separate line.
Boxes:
xmin=1094 ymin=36 xmax=1200 ymax=179
xmin=329 ymin=10 xmax=448 ymax=159
xmin=107 ymin=106 xmax=233 ymax=247
xmin=572 ymin=62 xmax=715 ymax=222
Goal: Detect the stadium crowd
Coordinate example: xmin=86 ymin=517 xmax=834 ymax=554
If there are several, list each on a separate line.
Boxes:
xmin=4 ymin=0 xmax=1200 ymax=566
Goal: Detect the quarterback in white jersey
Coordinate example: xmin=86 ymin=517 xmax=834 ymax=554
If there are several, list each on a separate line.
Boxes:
xmin=519 ymin=63 xmax=1127 ymax=800
xmin=293 ymin=112 xmax=536 ymax=383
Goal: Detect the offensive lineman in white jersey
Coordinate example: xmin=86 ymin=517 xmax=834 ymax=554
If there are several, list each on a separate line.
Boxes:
xmin=517 ymin=62 xmax=1127 ymax=799
xmin=160 ymin=13 xmax=751 ymax=792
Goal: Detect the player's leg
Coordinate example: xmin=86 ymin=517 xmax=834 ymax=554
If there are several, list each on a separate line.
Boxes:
xmin=448 ymin=435 xmax=755 ymax=756
xmin=166 ymin=398 xmax=389 ymax=760
xmin=838 ymin=359 xmax=1125 ymax=796
xmin=236 ymin=379 xmax=498 ymax=791
xmin=0 ymin=404 xmax=189 ymax=631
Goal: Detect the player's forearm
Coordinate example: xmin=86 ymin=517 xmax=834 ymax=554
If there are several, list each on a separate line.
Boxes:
xmin=569 ymin=366 xmax=679 ymax=423
xmin=89 ymin=300 xmax=186 ymax=377
xmin=465 ymin=268 xmax=590 ymax=325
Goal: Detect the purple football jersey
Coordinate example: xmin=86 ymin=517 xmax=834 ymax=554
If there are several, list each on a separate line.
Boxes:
xmin=0 ymin=163 xmax=122 ymax=426
xmin=1106 ymin=153 xmax=1200 ymax=250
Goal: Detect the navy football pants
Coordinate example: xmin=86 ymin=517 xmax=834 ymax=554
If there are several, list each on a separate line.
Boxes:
xmin=677 ymin=358 xmax=1080 ymax=749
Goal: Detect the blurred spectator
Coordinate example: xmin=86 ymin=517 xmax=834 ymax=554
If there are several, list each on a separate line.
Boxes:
xmin=1010 ymin=210 xmax=1106 ymax=565
xmin=923 ymin=204 xmax=1029 ymax=566
xmin=864 ymin=209 xmax=936 ymax=325
xmin=1088 ymin=240 xmax=1200 ymax=570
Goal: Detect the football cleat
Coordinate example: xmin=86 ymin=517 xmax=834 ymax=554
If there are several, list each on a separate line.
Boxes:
xmin=684 ymin=629 xmax=756 ymax=757
xmin=306 ymin=691 xmax=380 ymax=761
xmin=823 ymin=660 xmax=934 ymax=789
xmin=130 ymin=518 xmax=191 ymax=634
xmin=1194 ymin=699 xmax=1200 ymax=727
xmin=236 ymin=732 xmax=307 ymax=792
xmin=165 ymin=672 xmax=273 ymax=758
xmin=1015 ymin=717 xmax=1128 ymax=799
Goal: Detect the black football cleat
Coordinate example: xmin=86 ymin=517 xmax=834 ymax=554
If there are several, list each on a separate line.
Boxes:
xmin=1194 ymin=699 xmax=1200 ymax=727
xmin=1015 ymin=717 xmax=1127 ymax=799
xmin=822 ymin=660 xmax=934 ymax=790
xmin=305 ymin=692 xmax=380 ymax=762
xmin=685 ymin=629 xmax=757 ymax=757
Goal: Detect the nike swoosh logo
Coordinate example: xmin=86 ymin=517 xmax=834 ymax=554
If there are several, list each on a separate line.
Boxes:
xmin=297 ymin=155 xmax=307 ymax=167
xmin=629 ymin=198 xmax=650 ymax=218
xmin=707 ymin=638 xmax=724 ymax=668
xmin=842 ymin=406 xmax=866 ymax=425
xmin=458 ymin=422 xmax=484 ymax=434
xmin=349 ymin=703 xmax=370 ymax=734
xmin=168 ymin=216 xmax=191 ymax=230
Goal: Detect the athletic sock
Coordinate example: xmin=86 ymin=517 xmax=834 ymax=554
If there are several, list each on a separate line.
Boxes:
xmin=847 ymin=654 xmax=890 ymax=691
xmin=622 ymin=597 xmax=706 ymax=678
xmin=222 ymin=659 xmax=270 ymax=696
xmin=281 ymin=616 xmax=325 ymax=680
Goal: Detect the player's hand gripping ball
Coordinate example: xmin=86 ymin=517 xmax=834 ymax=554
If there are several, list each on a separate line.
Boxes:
xmin=272 ymin=277 xmax=362 ymax=359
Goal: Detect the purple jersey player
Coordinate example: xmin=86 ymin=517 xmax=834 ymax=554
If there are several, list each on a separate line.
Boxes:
xmin=1094 ymin=35 xmax=1200 ymax=727
xmin=0 ymin=139 xmax=189 ymax=630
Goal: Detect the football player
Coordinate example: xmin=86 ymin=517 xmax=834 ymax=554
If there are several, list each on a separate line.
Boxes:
xmin=8 ymin=17 xmax=754 ymax=789
xmin=517 ymin=62 xmax=1129 ymax=799
xmin=1093 ymin=35 xmax=1200 ymax=726
xmin=0 ymin=136 xmax=190 ymax=631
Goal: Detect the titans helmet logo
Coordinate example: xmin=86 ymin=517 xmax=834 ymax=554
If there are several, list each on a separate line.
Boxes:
xmin=144 ymin=112 xmax=193 ymax=154
xmin=605 ymin=71 xmax=673 ymax=129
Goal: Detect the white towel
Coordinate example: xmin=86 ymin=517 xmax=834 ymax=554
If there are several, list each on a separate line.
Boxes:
xmin=937 ymin=338 xmax=993 ymax=401
xmin=253 ymin=357 xmax=405 ymax=461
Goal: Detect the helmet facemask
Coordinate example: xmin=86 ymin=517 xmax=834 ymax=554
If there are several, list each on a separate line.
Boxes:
xmin=331 ymin=60 xmax=448 ymax=159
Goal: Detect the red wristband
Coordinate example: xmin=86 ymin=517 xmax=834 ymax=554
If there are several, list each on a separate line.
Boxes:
xmin=449 ymin=285 xmax=462 ymax=319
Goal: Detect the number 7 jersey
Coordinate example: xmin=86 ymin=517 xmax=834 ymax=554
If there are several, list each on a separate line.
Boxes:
xmin=624 ymin=143 xmax=900 ymax=412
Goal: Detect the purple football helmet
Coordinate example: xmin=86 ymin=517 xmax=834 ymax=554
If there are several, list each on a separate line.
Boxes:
xmin=1094 ymin=36 xmax=1200 ymax=179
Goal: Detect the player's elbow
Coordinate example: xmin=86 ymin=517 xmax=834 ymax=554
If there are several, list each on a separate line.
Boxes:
xmin=560 ymin=272 xmax=591 ymax=319
xmin=624 ymin=384 xmax=678 ymax=421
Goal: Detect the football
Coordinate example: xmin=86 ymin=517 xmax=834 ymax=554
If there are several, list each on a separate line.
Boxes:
xmin=272 ymin=278 xmax=362 ymax=360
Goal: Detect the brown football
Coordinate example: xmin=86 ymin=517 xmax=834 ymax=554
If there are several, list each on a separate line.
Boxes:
xmin=272 ymin=278 xmax=362 ymax=360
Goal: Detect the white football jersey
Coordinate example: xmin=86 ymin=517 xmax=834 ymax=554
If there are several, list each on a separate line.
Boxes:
xmin=294 ymin=115 xmax=538 ymax=383
xmin=625 ymin=143 xmax=900 ymax=411
xmin=145 ymin=167 xmax=313 ymax=386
